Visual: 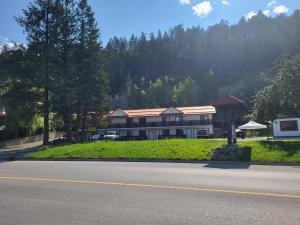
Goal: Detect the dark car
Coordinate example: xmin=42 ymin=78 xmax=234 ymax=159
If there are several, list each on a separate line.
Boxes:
xmin=223 ymin=129 xmax=245 ymax=139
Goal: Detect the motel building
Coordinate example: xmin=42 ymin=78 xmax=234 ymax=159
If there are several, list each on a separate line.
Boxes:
xmin=97 ymin=106 xmax=216 ymax=140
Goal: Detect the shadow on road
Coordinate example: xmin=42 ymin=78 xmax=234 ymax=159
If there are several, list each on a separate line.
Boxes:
xmin=204 ymin=162 xmax=251 ymax=169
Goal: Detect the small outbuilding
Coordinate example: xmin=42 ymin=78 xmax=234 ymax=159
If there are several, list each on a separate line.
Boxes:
xmin=273 ymin=118 xmax=300 ymax=137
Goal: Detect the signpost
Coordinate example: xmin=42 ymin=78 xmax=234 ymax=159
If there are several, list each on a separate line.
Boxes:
xmin=225 ymin=108 xmax=235 ymax=145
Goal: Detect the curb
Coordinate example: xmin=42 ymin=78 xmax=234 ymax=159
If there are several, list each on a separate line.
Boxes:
xmin=15 ymin=158 xmax=300 ymax=166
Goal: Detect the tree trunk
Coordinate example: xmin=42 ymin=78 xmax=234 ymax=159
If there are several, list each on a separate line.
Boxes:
xmin=43 ymin=0 xmax=50 ymax=146
xmin=64 ymin=105 xmax=71 ymax=143
xmin=81 ymin=104 xmax=88 ymax=143
xmin=75 ymin=95 xmax=81 ymax=143
xmin=43 ymin=84 xmax=49 ymax=145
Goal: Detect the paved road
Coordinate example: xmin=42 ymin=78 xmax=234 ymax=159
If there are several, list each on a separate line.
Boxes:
xmin=0 ymin=161 xmax=300 ymax=225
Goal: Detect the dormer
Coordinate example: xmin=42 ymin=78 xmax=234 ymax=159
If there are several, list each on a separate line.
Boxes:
xmin=160 ymin=107 xmax=183 ymax=116
xmin=108 ymin=109 xmax=128 ymax=118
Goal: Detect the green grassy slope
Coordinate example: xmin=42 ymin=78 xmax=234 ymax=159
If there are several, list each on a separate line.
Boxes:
xmin=28 ymin=139 xmax=300 ymax=162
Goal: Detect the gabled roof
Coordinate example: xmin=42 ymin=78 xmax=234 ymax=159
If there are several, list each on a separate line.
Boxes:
xmin=108 ymin=106 xmax=216 ymax=118
xmin=160 ymin=107 xmax=183 ymax=115
xmin=213 ymin=95 xmax=246 ymax=107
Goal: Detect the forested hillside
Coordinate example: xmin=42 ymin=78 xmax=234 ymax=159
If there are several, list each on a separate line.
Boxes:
xmin=105 ymin=10 xmax=300 ymax=108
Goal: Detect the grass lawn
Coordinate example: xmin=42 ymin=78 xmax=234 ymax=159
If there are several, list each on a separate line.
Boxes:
xmin=28 ymin=139 xmax=300 ymax=163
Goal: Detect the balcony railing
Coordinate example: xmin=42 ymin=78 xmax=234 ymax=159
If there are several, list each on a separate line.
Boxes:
xmin=99 ymin=120 xmax=212 ymax=129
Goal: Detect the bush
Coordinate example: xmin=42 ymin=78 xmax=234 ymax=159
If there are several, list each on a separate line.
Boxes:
xmin=211 ymin=144 xmax=252 ymax=161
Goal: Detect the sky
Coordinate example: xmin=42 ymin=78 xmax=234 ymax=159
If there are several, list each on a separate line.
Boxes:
xmin=0 ymin=0 xmax=300 ymax=46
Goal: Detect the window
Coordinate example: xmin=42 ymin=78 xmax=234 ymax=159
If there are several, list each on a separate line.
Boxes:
xmin=175 ymin=116 xmax=183 ymax=122
xmin=200 ymin=115 xmax=209 ymax=125
xmin=176 ymin=129 xmax=183 ymax=136
xmin=162 ymin=117 xmax=167 ymax=126
xmin=175 ymin=116 xmax=183 ymax=124
xmin=175 ymin=116 xmax=183 ymax=125
xmin=139 ymin=118 xmax=146 ymax=126
xmin=127 ymin=118 xmax=133 ymax=125
xmin=162 ymin=129 xmax=169 ymax=136
xmin=139 ymin=130 xmax=146 ymax=137
xmin=280 ymin=120 xmax=298 ymax=131
xmin=200 ymin=115 xmax=209 ymax=120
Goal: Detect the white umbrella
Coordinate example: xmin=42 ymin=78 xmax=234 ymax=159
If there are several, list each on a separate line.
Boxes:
xmin=238 ymin=120 xmax=267 ymax=138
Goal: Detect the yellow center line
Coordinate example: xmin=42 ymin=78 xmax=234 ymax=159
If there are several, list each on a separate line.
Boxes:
xmin=0 ymin=176 xmax=299 ymax=200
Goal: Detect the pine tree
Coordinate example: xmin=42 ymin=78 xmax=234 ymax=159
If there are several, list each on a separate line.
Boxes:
xmin=54 ymin=0 xmax=78 ymax=142
xmin=16 ymin=0 xmax=59 ymax=145
xmin=75 ymin=0 xmax=109 ymax=142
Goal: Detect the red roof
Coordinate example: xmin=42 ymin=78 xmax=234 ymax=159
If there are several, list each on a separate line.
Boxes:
xmin=109 ymin=106 xmax=216 ymax=118
xmin=213 ymin=95 xmax=246 ymax=107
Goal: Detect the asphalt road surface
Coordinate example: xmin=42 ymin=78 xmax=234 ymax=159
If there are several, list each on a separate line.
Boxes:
xmin=0 ymin=161 xmax=300 ymax=225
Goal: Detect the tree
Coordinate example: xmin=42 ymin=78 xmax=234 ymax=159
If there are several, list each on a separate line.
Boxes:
xmin=252 ymin=54 xmax=300 ymax=121
xmin=53 ymin=0 xmax=78 ymax=142
xmin=104 ymin=10 xmax=300 ymax=108
xmin=0 ymin=45 xmax=42 ymax=139
xmin=172 ymin=77 xmax=197 ymax=106
xmin=75 ymin=0 xmax=109 ymax=142
xmin=16 ymin=0 xmax=59 ymax=145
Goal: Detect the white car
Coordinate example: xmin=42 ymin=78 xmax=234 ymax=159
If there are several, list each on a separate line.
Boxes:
xmin=103 ymin=131 xmax=120 ymax=140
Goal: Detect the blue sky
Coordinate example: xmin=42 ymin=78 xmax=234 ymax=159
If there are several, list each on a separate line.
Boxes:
xmin=0 ymin=0 xmax=299 ymax=46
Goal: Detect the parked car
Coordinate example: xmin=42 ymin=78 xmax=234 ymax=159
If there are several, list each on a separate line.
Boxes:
xmin=89 ymin=133 xmax=102 ymax=141
xmin=223 ymin=129 xmax=245 ymax=139
xmin=197 ymin=129 xmax=209 ymax=138
xmin=103 ymin=131 xmax=120 ymax=141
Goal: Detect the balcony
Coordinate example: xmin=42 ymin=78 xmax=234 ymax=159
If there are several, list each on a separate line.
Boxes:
xmin=100 ymin=120 xmax=212 ymax=129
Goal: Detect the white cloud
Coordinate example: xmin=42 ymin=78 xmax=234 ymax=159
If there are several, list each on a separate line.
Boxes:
xmin=245 ymin=11 xmax=257 ymax=20
xmin=221 ymin=0 xmax=229 ymax=5
xmin=192 ymin=1 xmax=213 ymax=17
xmin=273 ymin=5 xmax=289 ymax=14
xmin=267 ymin=0 xmax=277 ymax=7
xmin=263 ymin=9 xmax=270 ymax=17
xmin=179 ymin=0 xmax=191 ymax=5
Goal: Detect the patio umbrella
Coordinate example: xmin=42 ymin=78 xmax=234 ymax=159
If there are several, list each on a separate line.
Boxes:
xmin=238 ymin=121 xmax=267 ymax=137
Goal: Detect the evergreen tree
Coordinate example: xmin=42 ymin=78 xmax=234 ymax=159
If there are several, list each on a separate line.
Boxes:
xmin=75 ymin=0 xmax=109 ymax=142
xmin=16 ymin=0 xmax=59 ymax=145
xmin=54 ymin=0 xmax=78 ymax=142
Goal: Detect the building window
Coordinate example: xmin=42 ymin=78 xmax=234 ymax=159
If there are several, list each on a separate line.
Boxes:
xmin=176 ymin=116 xmax=183 ymax=121
xmin=139 ymin=130 xmax=146 ymax=137
xmin=176 ymin=129 xmax=183 ymax=137
xmin=139 ymin=118 xmax=146 ymax=127
xmin=200 ymin=115 xmax=209 ymax=120
xmin=280 ymin=120 xmax=298 ymax=131
xmin=127 ymin=118 xmax=133 ymax=126
xmin=162 ymin=117 xmax=167 ymax=126
xmin=162 ymin=129 xmax=169 ymax=136
xmin=200 ymin=115 xmax=209 ymax=125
